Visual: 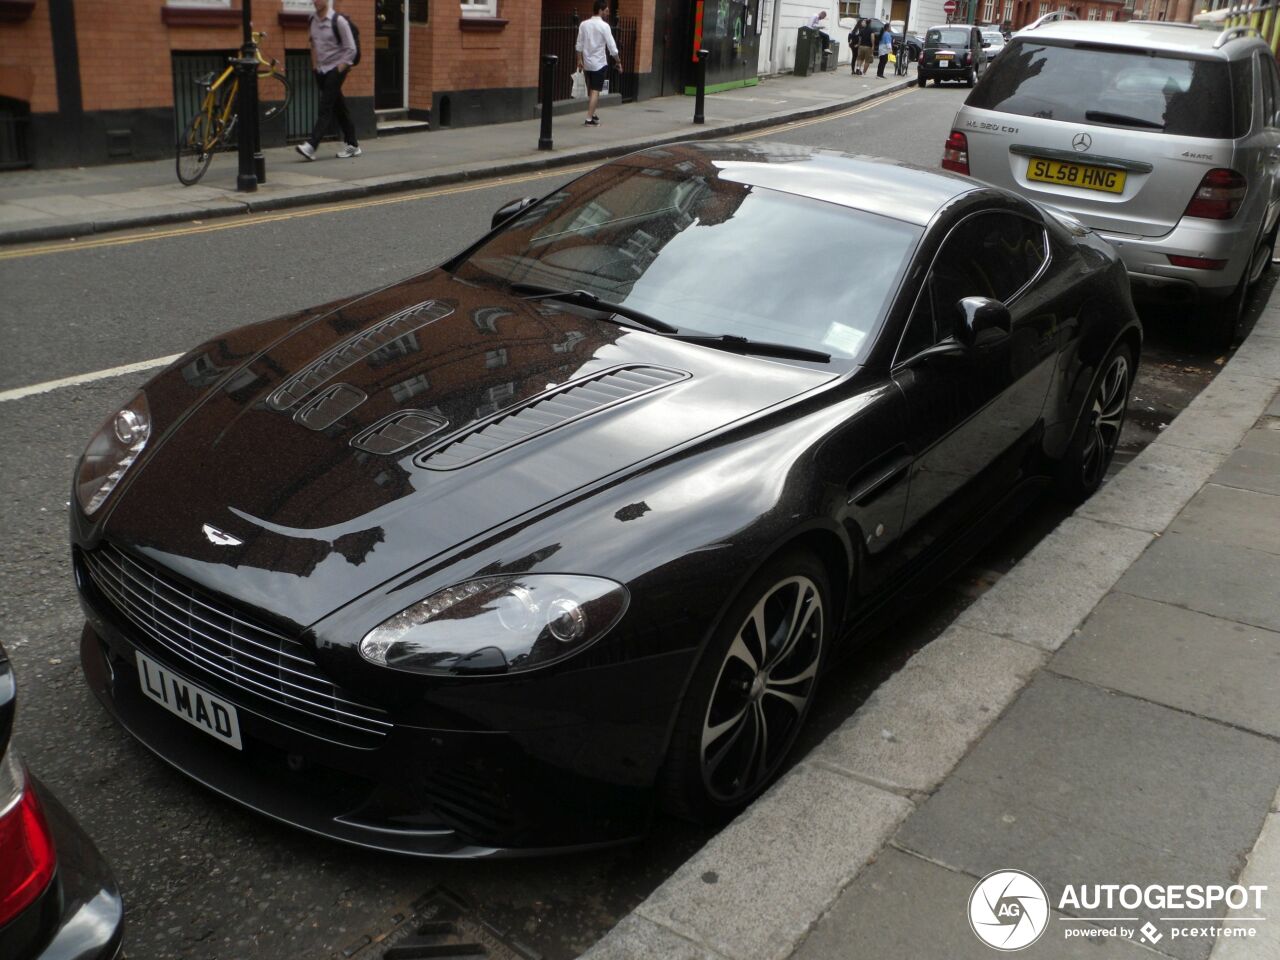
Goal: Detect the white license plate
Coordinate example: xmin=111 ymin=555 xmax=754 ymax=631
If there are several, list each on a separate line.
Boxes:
xmin=136 ymin=651 xmax=242 ymax=750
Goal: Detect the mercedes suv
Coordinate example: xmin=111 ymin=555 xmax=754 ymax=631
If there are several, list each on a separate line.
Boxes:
xmin=945 ymin=18 xmax=1280 ymax=342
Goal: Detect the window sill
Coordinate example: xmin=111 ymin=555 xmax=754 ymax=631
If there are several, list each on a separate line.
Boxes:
xmin=459 ymin=16 xmax=509 ymax=31
xmin=161 ymin=7 xmax=243 ymax=27
xmin=278 ymin=10 xmax=311 ymax=27
xmin=0 ymin=0 xmax=36 ymax=22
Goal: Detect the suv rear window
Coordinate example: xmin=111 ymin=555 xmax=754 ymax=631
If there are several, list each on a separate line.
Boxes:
xmin=927 ymin=28 xmax=972 ymax=47
xmin=967 ymin=39 xmax=1250 ymax=139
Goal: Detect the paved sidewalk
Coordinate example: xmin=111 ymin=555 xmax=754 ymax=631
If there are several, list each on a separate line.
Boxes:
xmin=0 ymin=69 xmax=914 ymax=246
xmin=582 ymin=298 xmax=1280 ymax=952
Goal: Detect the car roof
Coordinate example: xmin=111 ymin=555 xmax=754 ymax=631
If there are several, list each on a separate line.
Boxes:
xmin=1018 ymin=20 xmax=1267 ymax=58
xmin=624 ymin=142 xmax=979 ymax=227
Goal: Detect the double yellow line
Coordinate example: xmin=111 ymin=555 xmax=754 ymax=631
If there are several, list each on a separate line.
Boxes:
xmin=0 ymin=86 xmax=915 ymax=262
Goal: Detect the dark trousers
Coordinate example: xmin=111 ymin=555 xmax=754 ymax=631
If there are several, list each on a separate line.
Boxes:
xmin=876 ymin=53 xmax=888 ymax=77
xmin=309 ymin=68 xmax=357 ymax=148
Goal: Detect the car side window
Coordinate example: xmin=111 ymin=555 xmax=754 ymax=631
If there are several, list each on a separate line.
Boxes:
xmin=1263 ymin=54 xmax=1280 ymax=128
xmin=896 ymin=212 xmax=1047 ymax=364
xmin=1257 ymin=54 xmax=1275 ymax=130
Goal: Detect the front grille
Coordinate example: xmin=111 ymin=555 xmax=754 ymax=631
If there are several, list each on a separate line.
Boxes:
xmin=83 ymin=543 xmax=392 ymax=745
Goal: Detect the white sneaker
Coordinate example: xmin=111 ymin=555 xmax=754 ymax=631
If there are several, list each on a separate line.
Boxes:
xmin=295 ymin=142 xmax=317 ymax=161
xmin=336 ymin=144 xmax=362 ymax=159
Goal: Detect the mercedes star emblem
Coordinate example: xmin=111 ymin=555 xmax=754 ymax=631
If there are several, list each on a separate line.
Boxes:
xmin=1072 ymin=132 xmax=1092 ymax=152
xmin=202 ymin=523 xmax=243 ymax=547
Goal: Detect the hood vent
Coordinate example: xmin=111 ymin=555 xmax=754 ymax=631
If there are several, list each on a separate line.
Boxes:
xmin=268 ymin=299 xmax=454 ymax=412
xmin=352 ymin=410 xmax=450 ymax=455
xmin=417 ymin=365 xmax=689 ymax=471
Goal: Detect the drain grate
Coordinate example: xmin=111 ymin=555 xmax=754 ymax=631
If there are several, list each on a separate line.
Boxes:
xmin=335 ymin=887 xmax=541 ymax=960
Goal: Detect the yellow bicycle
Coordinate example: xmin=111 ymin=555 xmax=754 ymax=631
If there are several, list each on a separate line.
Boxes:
xmin=176 ymin=31 xmax=290 ymax=186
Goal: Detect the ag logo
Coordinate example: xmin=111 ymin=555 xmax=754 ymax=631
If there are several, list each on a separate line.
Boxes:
xmin=968 ymin=869 xmax=1049 ymax=951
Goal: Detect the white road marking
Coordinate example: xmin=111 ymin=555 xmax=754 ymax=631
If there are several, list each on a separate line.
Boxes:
xmin=0 ymin=354 xmax=182 ymax=403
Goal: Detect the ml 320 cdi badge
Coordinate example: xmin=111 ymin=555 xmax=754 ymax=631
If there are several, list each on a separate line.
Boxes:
xmin=72 ymin=142 xmax=1140 ymax=857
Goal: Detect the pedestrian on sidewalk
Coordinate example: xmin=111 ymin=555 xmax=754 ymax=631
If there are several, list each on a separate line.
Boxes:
xmin=807 ymin=9 xmax=831 ymax=53
xmin=875 ymin=22 xmax=894 ymax=78
xmin=575 ymin=0 xmax=621 ymax=127
xmin=296 ymin=0 xmax=361 ymax=161
xmin=856 ymin=19 xmax=875 ymax=76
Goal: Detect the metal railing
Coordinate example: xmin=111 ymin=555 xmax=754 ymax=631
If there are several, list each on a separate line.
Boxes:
xmin=172 ymin=51 xmax=238 ymax=142
xmin=285 ymin=51 xmax=319 ymax=142
xmin=538 ymin=13 xmax=638 ymax=103
xmin=1219 ymin=0 xmax=1280 ymax=56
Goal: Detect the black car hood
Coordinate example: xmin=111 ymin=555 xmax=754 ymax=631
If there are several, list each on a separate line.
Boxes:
xmin=101 ymin=271 xmax=836 ymax=628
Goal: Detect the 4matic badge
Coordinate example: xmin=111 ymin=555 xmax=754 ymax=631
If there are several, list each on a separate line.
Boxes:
xmin=969 ymin=870 xmax=1049 ymax=950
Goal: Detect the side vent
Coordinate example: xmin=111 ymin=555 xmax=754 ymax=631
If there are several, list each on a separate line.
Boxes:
xmin=268 ymin=300 xmax=454 ymax=411
xmin=293 ymin=383 xmax=366 ymax=431
xmin=352 ymin=411 xmax=450 ymax=455
xmin=417 ymin=365 xmax=689 ymax=471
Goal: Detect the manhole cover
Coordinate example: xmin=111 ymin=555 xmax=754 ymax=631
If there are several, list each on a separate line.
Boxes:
xmin=334 ymin=887 xmax=542 ymax=960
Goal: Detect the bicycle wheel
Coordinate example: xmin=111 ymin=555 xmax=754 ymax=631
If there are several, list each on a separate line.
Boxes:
xmin=176 ymin=112 xmax=218 ymax=186
xmin=260 ymin=71 xmax=291 ymax=122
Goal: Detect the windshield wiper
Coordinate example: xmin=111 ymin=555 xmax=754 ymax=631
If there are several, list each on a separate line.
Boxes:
xmin=513 ymin=284 xmax=679 ymax=333
xmin=1084 ymin=110 xmax=1164 ymax=130
xmin=669 ymin=334 xmax=831 ymax=363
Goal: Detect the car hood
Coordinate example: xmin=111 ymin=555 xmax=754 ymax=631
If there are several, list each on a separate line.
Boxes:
xmin=100 ymin=271 xmax=837 ymax=628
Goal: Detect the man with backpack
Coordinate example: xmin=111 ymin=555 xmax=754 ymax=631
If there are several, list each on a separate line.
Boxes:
xmin=297 ymin=0 xmax=361 ymax=161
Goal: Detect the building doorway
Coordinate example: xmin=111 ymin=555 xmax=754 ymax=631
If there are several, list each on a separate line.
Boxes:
xmin=374 ymin=0 xmax=406 ymax=109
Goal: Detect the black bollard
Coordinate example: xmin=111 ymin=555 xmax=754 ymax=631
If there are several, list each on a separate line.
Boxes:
xmin=539 ymin=54 xmax=557 ymax=151
xmin=235 ymin=0 xmax=257 ymax=192
xmin=693 ymin=48 xmax=709 ymax=125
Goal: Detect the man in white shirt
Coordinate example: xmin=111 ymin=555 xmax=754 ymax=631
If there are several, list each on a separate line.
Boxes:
xmin=575 ymin=0 xmax=621 ymax=127
xmin=297 ymin=0 xmax=360 ymax=160
xmin=807 ymin=10 xmax=831 ymax=53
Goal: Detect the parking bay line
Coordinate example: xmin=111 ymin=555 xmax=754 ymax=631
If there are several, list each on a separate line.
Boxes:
xmin=0 ymin=354 xmax=183 ymax=403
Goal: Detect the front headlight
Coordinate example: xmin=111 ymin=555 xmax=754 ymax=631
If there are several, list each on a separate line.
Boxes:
xmin=358 ymin=575 xmax=628 ymax=676
xmin=76 ymin=392 xmax=151 ymax=516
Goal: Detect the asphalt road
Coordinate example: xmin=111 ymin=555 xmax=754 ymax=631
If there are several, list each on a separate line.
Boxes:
xmin=0 ymin=82 xmax=1266 ymax=960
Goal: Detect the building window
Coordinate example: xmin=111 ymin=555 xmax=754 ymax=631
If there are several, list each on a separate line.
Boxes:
xmin=409 ymin=0 xmax=428 ymax=23
xmin=1087 ymin=6 xmax=1098 ymax=17
xmin=1003 ymin=0 xmax=1013 ymax=20
xmin=280 ymin=0 xmax=312 ymax=10
xmin=983 ymin=0 xmax=995 ymax=20
xmin=1105 ymin=8 xmax=1114 ymax=16
xmin=166 ymin=0 xmax=231 ymax=5
xmin=839 ymin=0 xmax=858 ymax=16
xmin=1039 ymin=1 xmax=1050 ymax=14
xmin=460 ymin=0 xmax=496 ymax=17
xmin=485 ymin=348 xmax=509 ymax=369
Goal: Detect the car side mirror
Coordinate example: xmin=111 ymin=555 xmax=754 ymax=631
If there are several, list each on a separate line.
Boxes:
xmin=953 ymin=296 xmax=1011 ymax=348
xmin=491 ymin=197 xmax=538 ymax=230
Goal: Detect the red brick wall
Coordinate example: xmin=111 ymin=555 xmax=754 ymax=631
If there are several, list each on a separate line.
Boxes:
xmin=0 ymin=2 xmax=57 ymax=110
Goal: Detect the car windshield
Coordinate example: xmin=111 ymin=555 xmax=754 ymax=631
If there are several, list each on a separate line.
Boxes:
xmin=452 ymin=159 xmax=922 ymax=362
xmin=967 ymin=40 xmax=1246 ymax=138
xmin=927 ymin=28 xmax=971 ymax=46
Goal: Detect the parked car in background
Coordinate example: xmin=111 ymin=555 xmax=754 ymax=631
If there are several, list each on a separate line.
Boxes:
xmin=0 ymin=642 xmax=123 ymax=960
xmin=73 ymin=141 xmax=1139 ymax=858
xmin=947 ymin=19 xmax=1280 ymax=343
xmin=981 ymin=29 xmax=1005 ymax=61
xmin=919 ymin=25 xmax=989 ymax=86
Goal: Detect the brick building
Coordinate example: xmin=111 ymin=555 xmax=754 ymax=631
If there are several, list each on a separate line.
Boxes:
xmin=947 ymin=0 xmax=1128 ymax=29
xmin=0 ymin=0 xmax=680 ymax=170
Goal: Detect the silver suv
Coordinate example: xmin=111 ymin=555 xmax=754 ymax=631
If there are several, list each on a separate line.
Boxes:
xmin=945 ymin=18 xmax=1280 ymax=342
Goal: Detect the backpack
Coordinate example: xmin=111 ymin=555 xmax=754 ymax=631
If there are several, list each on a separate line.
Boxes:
xmin=332 ymin=13 xmax=362 ymax=67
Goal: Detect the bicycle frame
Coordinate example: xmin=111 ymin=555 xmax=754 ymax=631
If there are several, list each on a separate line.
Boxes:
xmin=193 ymin=33 xmax=283 ymax=150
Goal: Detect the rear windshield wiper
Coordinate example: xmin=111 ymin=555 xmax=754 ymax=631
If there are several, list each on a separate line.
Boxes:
xmin=669 ymin=334 xmax=831 ymax=363
xmin=1084 ymin=110 xmax=1164 ymax=130
xmin=513 ymin=284 xmax=679 ymax=333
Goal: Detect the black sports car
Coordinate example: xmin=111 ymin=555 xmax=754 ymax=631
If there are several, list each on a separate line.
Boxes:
xmin=1 ymin=642 xmax=124 ymax=960
xmin=73 ymin=142 xmax=1140 ymax=856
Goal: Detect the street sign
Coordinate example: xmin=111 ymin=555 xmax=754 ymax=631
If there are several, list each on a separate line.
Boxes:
xmin=943 ymin=0 xmax=957 ymax=12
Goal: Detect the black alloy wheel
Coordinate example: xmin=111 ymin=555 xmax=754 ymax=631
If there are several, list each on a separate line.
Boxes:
xmin=1056 ymin=345 xmax=1133 ymax=503
xmin=661 ymin=552 xmax=830 ymax=821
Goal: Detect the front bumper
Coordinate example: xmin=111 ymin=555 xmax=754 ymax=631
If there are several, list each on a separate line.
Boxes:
xmin=74 ymin=535 xmax=675 ymax=856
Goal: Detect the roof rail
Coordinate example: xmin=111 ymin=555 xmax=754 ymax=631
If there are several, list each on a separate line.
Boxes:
xmin=1215 ymin=25 xmax=1260 ymax=48
xmin=1127 ymin=18 xmax=1201 ymax=28
xmin=1024 ymin=10 xmax=1077 ymax=29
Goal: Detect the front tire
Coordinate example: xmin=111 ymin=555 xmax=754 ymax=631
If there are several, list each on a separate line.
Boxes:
xmin=1054 ymin=344 xmax=1133 ymax=504
xmin=660 ymin=551 xmax=830 ymax=823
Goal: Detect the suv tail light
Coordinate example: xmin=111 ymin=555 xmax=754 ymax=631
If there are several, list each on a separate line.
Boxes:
xmin=0 ymin=749 xmax=56 ymax=927
xmin=1184 ymin=168 xmax=1247 ymax=220
xmin=943 ymin=131 xmax=970 ymax=175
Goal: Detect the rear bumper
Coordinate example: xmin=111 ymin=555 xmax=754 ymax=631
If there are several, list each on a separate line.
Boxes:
xmin=1095 ymin=217 xmax=1256 ymax=301
xmin=919 ymin=62 xmax=972 ymax=80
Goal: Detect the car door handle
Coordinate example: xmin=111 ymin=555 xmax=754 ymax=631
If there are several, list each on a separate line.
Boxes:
xmin=847 ymin=449 xmax=912 ymax=507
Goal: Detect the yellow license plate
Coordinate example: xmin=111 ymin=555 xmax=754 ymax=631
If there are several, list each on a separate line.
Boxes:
xmin=1027 ymin=158 xmax=1126 ymax=194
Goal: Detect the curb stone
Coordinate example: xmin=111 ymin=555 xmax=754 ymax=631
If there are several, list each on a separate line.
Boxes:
xmin=581 ymin=287 xmax=1280 ymax=960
